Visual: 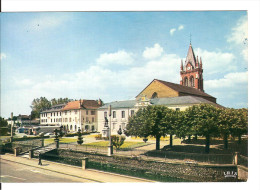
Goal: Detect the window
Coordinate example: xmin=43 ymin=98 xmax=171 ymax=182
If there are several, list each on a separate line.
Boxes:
xmin=104 ymin=112 xmax=107 ymax=118
xmin=121 ymin=111 xmax=125 ymax=118
xmin=51 ymin=113 xmax=52 ymax=116
xmin=113 ymin=111 xmax=116 ymax=118
xmin=92 ymin=117 xmax=95 ymax=122
xmin=131 ymin=110 xmax=135 ymax=117
xmin=69 ymin=118 xmax=71 ymax=122
xmin=60 ymin=112 xmax=61 ymax=116
xmin=65 ymin=111 xmax=67 ymax=115
xmin=86 ymin=117 xmax=89 ymax=122
xmin=75 ymin=110 xmax=77 ymax=114
xmin=51 ymin=119 xmax=52 ymax=122
xmin=54 ymin=112 xmax=55 ymax=116
xmin=86 ymin=110 xmax=88 ymax=115
xmin=151 ymin=92 xmax=158 ymax=99
xmin=91 ymin=110 xmax=95 ymax=115
xmin=190 ymin=76 xmax=194 ymax=87
xmin=184 ymin=77 xmax=188 ymax=86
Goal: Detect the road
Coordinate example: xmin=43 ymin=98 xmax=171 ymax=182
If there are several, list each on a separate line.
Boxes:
xmin=0 ymin=159 xmax=95 ymax=183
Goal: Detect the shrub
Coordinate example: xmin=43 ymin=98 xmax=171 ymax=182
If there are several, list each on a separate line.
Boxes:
xmin=111 ymin=135 xmax=126 ymax=150
xmin=95 ymin=134 xmax=102 ymax=140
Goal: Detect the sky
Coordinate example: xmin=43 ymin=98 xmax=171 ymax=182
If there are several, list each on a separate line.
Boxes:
xmin=0 ymin=11 xmax=248 ymax=118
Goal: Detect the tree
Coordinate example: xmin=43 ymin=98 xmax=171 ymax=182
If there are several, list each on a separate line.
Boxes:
xmin=168 ymin=110 xmax=183 ymax=146
xmin=77 ymin=128 xmax=83 ymax=145
xmin=0 ymin=117 xmax=8 ymax=136
xmin=191 ymin=104 xmax=220 ymax=153
xmin=125 ymin=105 xmax=172 ymax=150
xmin=229 ymin=108 xmax=248 ymax=144
xmin=218 ymin=108 xmax=235 ymax=149
xmin=30 ymin=97 xmax=51 ymax=119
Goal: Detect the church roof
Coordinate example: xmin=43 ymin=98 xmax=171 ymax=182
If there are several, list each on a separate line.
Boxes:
xmin=184 ymin=43 xmax=197 ymax=69
xmin=135 ymin=79 xmax=215 ymax=100
xmin=155 ymin=79 xmax=215 ymax=98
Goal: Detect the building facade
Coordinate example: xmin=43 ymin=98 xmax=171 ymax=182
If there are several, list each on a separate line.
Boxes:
xmin=98 ymin=43 xmax=221 ymax=135
xmin=40 ymin=104 xmax=66 ymax=126
xmin=40 ymin=100 xmax=102 ymax=132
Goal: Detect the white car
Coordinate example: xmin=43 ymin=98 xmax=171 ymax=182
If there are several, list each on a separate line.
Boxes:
xmin=44 ymin=133 xmax=55 ymax=137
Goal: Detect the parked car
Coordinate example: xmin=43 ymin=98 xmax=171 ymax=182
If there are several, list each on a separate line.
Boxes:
xmin=44 ymin=133 xmax=55 ymax=137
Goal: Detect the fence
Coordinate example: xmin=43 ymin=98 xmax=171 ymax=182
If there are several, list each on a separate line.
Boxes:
xmin=145 ymin=150 xmax=234 ymax=164
xmin=238 ymin=154 xmax=248 ymax=167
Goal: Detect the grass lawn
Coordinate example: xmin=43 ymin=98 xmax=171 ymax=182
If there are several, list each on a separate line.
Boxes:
xmin=44 ymin=138 xmax=78 ymax=144
xmin=84 ymin=141 xmax=150 ymax=149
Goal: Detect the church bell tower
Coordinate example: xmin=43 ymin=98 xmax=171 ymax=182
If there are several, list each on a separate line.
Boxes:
xmin=180 ymin=43 xmax=204 ymax=92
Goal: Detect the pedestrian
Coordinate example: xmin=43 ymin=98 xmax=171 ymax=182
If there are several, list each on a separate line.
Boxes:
xmin=38 ymin=153 xmax=42 ymax=165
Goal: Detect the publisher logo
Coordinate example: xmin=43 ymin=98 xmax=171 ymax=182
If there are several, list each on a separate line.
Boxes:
xmin=224 ymin=171 xmax=237 ymax=178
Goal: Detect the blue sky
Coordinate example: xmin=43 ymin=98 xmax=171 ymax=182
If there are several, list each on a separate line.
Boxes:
xmin=1 ymin=11 xmax=248 ymax=118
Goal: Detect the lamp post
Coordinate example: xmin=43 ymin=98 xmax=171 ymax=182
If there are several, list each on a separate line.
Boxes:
xmin=108 ymin=105 xmax=113 ymax=156
xmin=10 ymin=112 xmax=14 ymax=142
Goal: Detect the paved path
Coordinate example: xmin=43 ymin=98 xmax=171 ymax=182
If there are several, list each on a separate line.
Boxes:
xmin=1 ymin=154 xmax=154 ymax=183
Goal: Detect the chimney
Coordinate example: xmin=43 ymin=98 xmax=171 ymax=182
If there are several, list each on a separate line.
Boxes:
xmin=98 ymin=98 xmax=102 ymax=106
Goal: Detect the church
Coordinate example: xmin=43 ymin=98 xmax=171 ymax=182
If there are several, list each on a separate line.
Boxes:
xmin=97 ymin=43 xmax=222 ymax=135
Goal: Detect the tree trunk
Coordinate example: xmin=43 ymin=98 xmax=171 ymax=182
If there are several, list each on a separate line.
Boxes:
xmin=169 ymin=135 xmax=173 ymax=147
xmin=238 ymin=134 xmax=242 ymax=144
xmin=194 ymin=134 xmax=198 ymax=141
xmin=224 ymin=133 xmax=228 ymax=149
xmin=205 ymin=134 xmax=210 ymax=153
xmin=188 ymin=135 xmax=191 ymax=143
xmin=156 ymin=135 xmax=161 ymax=150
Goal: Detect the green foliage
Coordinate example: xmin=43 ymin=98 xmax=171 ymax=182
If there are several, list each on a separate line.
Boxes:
xmin=77 ymin=128 xmax=83 ymax=145
xmin=30 ymin=97 xmax=73 ymax=119
xmin=111 ymin=135 xmax=126 ymax=149
xmin=125 ymin=105 xmax=172 ymax=150
xmin=0 ymin=117 xmax=8 ymax=136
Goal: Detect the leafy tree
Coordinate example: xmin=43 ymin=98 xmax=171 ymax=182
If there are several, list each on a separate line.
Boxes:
xmin=191 ymin=104 xmax=220 ymax=153
xmin=0 ymin=117 xmax=8 ymax=136
xmin=77 ymin=128 xmax=83 ymax=145
xmin=125 ymin=105 xmax=172 ymax=150
xmin=218 ymin=108 xmax=235 ymax=149
xmin=111 ymin=135 xmax=126 ymax=149
xmin=168 ymin=110 xmax=183 ymax=146
xmin=30 ymin=97 xmax=51 ymax=119
xmin=230 ymin=108 xmax=248 ymax=144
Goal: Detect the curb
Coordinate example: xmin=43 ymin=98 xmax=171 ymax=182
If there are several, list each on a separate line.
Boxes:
xmin=1 ymin=154 xmax=154 ymax=183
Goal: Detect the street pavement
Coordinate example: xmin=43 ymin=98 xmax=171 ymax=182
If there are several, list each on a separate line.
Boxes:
xmin=0 ymin=154 xmax=154 ymax=183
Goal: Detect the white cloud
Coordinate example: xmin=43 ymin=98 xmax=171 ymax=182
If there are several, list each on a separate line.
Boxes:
xmin=178 ymin=25 xmax=184 ymax=30
xmin=170 ymin=28 xmax=176 ymax=36
xmin=194 ymin=48 xmax=236 ymax=75
xmin=96 ymin=50 xmax=134 ymax=66
xmin=205 ymin=71 xmax=248 ymax=89
xmin=0 ymin=53 xmax=7 ymax=60
xmin=142 ymin=43 xmax=164 ymax=59
xmin=227 ymin=15 xmax=248 ymax=61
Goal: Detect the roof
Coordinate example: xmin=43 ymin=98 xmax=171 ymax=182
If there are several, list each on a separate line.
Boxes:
xmin=150 ymin=96 xmax=223 ymax=108
xmin=184 ymin=43 xmax=197 ymax=69
xmin=62 ymin=100 xmax=101 ymax=111
xmin=41 ymin=103 xmax=66 ymax=113
xmin=155 ymin=79 xmax=215 ymax=99
xmin=98 ymin=96 xmax=223 ymax=110
xmin=98 ymin=100 xmax=136 ymax=110
xmin=135 ymin=79 xmax=215 ymax=100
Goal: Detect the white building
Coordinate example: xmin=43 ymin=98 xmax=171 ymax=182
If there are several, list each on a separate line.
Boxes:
xmin=40 ymin=104 xmax=66 ymax=126
xmin=40 ymin=100 xmax=102 ymax=132
xmin=98 ymin=95 xmax=222 ymax=135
